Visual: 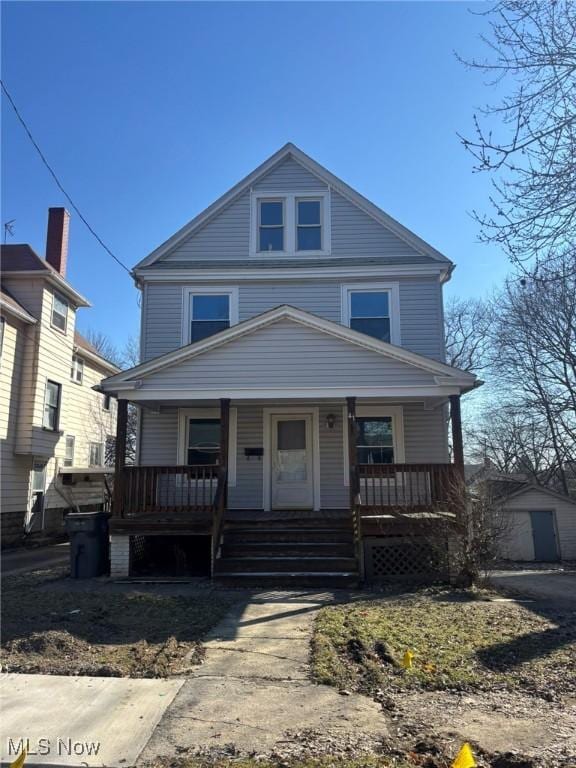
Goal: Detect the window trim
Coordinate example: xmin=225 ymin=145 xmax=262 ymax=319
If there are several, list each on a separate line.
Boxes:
xmin=181 ymin=286 xmax=239 ymax=346
xmin=88 ymin=441 xmax=104 ymax=467
xmin=42 ymin=379 xmax=62 ymax=431
xmin=177 ymin=407 xmax=238 ymax=486
xmin=342 ymin=405 xmax=405 ymax=486
xmin=258 ymin=198 xmax=285 ymax=253
xmin=70 ymin=354 xmax=84 ymax=384
xmin=103 ymin=393 xmax=112 ymax=412
xmin=249 ymin=190 xmax=330 ymax=257
xmin=64 ymin=434 xmax=76 ymax=468
xmin=296 ymin=197 xmax=323 ymax=252
xmin=341 ymin=283 xmax=401 ymax=345
xmin=51 ymin=291 xmax=69 ymax=334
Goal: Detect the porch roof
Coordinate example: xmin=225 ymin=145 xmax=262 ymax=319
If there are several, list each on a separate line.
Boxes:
xmin=98 ymin=305 xmax=479 ymax=402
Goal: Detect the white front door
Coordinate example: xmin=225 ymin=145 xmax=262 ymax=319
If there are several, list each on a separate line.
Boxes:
xmin=271 ymin=414 xmax=314 ymax=509
xmin=26 ymin=459 xmax=47 ymax=533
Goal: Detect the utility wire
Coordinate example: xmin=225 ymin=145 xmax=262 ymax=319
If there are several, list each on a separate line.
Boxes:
xmin=1 ymin=80 xmax=132 ymax=275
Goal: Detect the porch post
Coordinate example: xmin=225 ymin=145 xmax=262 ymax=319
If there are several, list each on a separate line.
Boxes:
xmin=113 ymin=398 xmax=128 ymax=518
xmin=449 ymin=394 xmax=465 ymax=472
xmin=346 ymin=397 xmax=358 ymax=508
xmin=219 ymin=399 xmax=231 ymax=497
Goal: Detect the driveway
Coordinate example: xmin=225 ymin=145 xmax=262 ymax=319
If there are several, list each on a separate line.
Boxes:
xmin=1 ymin=542 xmax=69 ymax=576
xmin=490 ymin=566 xmax=576 ymax=606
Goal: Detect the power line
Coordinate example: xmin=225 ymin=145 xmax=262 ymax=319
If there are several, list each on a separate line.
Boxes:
xmin=1 ymin=80 xmax=132 ymax=275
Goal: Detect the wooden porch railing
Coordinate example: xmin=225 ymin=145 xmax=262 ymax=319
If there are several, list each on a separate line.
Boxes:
xmin=118 ymin=465 xmax=219 ymax=518
xmin=355 ymin=463 xmax=460 ymax=514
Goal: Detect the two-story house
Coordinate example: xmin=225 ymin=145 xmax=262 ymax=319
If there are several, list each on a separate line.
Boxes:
xmin=100 ymin=144 xmax=478 ymax=584
xmin=0 ymin=208 xmax=120 ymax=546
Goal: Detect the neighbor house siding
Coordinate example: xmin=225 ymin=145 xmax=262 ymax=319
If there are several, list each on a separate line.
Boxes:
xmin=141 ymin=277 xmax=445 ymax=363
xmin=138 ymin=320 xmax=436 ymax=391
xmin=138 ymin=401 xmax=448 ymax=510
xmin=502 ymin=489 xmax=576 ymax=561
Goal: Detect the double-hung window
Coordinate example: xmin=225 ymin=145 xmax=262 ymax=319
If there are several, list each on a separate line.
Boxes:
xmin=258 ymin=200 xmax=284 ymax=252
xmin=296 ymin=199 xmax=322 ymax=251
xmin=64 ymin=435 xmax=75 ymax=467
xmin=70 ymin=355 xmax=84 ymax=384
xmin=51 ymin=292 xmax=68 ymax=332
xmin=356 ymin=417 xmax=394 ymax=464
xmin=43 ymin=380 xmax=61 ymax=430
xmin=189 ymin=294 xmax=230 ymax=343
xmin=89 ymin=442 xmax=103 ymax=467
xmin=342 ymin=284 xmax=399 ymax=344
xmin=186 ymin=418 xmax=221 ymax=466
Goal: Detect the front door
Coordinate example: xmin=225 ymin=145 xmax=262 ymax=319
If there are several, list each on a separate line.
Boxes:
xmin=271 ymin=415 xmax=314 ymax=509
xmin=530 ymin=511 xmax=559 ymax=561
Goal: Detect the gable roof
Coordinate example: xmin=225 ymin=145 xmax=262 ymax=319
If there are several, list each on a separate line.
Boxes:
xmin=1 ymin=244 xmax=91 ymax=307
xmin=74 ymin=331 xmax=121 ymax=375
xmin=499 ymin=482 xmax=576 ymax=507
xmin=135 ymin=143 xmax=453 ymax=270
xmin=101 ymin=304 xmax=477 ymax=393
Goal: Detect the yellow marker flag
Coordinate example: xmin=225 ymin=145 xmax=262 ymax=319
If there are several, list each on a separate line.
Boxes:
xmin=451 ymin=743 xmax=476 ymax=768
xmin=402 ymin=649 xmax=414 ymax=669
xmin=10 ymin=747 xmax=27 ymax=768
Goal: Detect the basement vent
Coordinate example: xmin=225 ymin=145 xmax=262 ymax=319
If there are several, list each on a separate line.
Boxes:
xmin=364 ymin=536 xmax=448 ymax=582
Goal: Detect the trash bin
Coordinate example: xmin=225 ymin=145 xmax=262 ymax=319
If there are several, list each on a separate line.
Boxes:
xmin=65 ymin=511 xmax=110 ymax=578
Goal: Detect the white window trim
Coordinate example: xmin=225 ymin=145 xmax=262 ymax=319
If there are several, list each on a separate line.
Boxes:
xmin=262 ymin=406 xmax=321 ymax=512
xmin=71 ymin=355 xmax=84 ymax=384
xmin=51 ymin=291 xmax=69 ymax=334
xmin=342 ymin=405 xmax=405 ymax=487
xmin=340 ymin=282 xmax=401 ymax=346
xmin=181 ymin=286 xmax=239 ymax=346
xmin=43 ymin=379 xmax=62 ymax=431
xmin=89 ymin=441 xmax=104 ymax=467
xmin=177 ymin=407 xmax=237 ymax=486
xmin=249 ymin=190 xmax=331 ymax=257
xmin=64 ymin=434 xmax=76 ymax=467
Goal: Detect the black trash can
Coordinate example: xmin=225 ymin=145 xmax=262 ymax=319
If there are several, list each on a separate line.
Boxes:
xmin=65 ymin=511 xmax=110 ymax=578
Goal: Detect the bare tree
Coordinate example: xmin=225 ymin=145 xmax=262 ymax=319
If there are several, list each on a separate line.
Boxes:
xmin=85 ymin=329 xmax=122 ymax=368
xmin=444 ymin=296 xmax=491 ymax=372
xmin=459 ymin=0 xmax=576 ymax=276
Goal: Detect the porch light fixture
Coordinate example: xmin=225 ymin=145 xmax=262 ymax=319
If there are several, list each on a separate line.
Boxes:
xmin=325 ymin=413 xmax=336 ymax=430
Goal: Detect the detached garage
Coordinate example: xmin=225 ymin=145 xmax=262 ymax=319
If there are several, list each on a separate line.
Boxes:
xmin=499 ymin=484 xmax=576 ymax=563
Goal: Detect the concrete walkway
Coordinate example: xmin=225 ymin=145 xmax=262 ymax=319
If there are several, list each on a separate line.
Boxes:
xmin=0 ymin=674 xmax=183 ymax=767
xmin=139 ymin=591 xmax=387 ymax=760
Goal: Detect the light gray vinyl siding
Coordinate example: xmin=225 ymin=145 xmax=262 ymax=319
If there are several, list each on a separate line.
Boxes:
xmin=141 ymin=278 xmax=445 ymax=362
xmin=163 ymin=192 xmax=251 ymax=262
xmin=502 ymin=489 xmax=576 ymax=561
xmin=330 ymin=191 xmax=419 ymax=257
xmin=138 ymin=320 xmax=436 ymax=391
xmin=138 ymin=401 xmax=448 ymax=510
xmin=253 ymin=157 xmax=327 ymax=191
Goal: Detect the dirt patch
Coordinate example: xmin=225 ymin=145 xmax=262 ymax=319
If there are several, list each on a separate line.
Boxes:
xmin=1 ymin=569 xmax=241 ymax=677
xmin=311 ymin=588 xmax=576 ymax=699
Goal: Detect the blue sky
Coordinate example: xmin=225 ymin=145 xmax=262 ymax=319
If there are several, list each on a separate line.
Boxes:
xmin=1 ymin=1 xmax=509 ymax=346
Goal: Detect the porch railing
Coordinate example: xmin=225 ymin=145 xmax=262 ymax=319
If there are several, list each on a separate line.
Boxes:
xmin=355 ymin=463 xmax=460 ymax=514
xmin=118 ymin=465 xmax=219 ymax=518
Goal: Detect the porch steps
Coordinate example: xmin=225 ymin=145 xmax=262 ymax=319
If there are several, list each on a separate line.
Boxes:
xmin=214 ymin=515 xmax=359 ymax=587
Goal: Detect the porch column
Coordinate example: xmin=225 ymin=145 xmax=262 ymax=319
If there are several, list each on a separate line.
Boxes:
xmin=346 ymin=397 xmax=359 ymax=509
xmin=219 ymin=399 xmax=231 ymax=495
xmin=449 ymin=394 xmax=465 ymax=472
xmin=113 ymin=398 xmax=128 ymax=518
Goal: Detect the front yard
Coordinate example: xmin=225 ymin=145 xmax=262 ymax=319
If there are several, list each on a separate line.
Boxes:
xmin=1 ymin=569 xmax=240 ymax=677
xmin=312 ymin=587 xmax=576 ymax=700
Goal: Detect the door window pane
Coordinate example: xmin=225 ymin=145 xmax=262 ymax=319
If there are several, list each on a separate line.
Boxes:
xmin=356 ymin=417 xmax=394 ymax=464
xmin=276 ymin=420 xmax=307 ymax=482
xmin=277 ymin=420 xmax=306 ymax=450
xmin=187 ymin=418 xmax=220 ymax=465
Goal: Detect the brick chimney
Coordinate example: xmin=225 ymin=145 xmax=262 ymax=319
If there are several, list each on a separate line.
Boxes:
xmin=45 ymin=207 xmax=70 ymax=276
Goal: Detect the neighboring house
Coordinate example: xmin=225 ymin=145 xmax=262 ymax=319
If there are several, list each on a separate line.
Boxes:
xmin=0 ymin=208 xmax=120 ymax=546
xmin=100 ymin=144 xmax=479 ymax=584
xmin=466 ymin=464 xmax=576 ymax=562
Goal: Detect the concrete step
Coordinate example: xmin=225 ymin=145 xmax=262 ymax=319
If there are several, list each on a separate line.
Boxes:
xmin=215 ymin=556 xmax=358 ymax=573
xmin=221 ymin=541 xmax=355 ymax=558
xmin=223 ymin=528 xmax=354 ymax=544
xmin=214 ymin=571 xmax=359 ymax=588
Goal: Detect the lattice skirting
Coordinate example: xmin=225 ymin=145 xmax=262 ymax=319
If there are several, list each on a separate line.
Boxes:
xmin=364 ymin=535 xmax=449 ymax=582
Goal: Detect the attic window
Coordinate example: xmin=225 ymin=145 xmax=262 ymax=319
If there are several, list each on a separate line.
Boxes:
xmin=258 ymin=200 xmax=284 ymax=252
xmin=296 ymin=199 xmax=322 ymax=251
xmin=51 ymin=292 xmax=68 ymax=332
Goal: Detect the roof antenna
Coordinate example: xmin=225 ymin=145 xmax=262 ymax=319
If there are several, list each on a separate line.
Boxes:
xmin=3 ymin=219 xmax=15 ymax=243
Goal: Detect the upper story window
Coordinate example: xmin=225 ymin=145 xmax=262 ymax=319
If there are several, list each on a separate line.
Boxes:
xmin=182 ymin=287 xmax=239 ymax=345
xmin=258 ymin=200 xmax=284 ymax=252
xmin=51 ymin=292 xmax=68 ymax=333
xmin=103 ymin=393 xmax=111 ymax=411
xmin=64 ymin=435 xmax=75 ymax=467
xmin=297 ymin=199 xmax=322 ymax=251
xmin=251 ymin=191 xmax=330 ymax=257
xmin=341 ymin=283 xmax=400 ymax=345
xmin=43 ymin=380 xmax=61 ymax=430
xmin=89 ymin=442 xmax=104 ymax=467
xmin=70 ymin=355 xmax=84 ymax=384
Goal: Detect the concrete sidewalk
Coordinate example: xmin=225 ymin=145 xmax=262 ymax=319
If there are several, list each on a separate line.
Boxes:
xmin=139 ymin=591 xmax=387 ymax=760
xmin=0 ymin=674 xmax=183 ymax=767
